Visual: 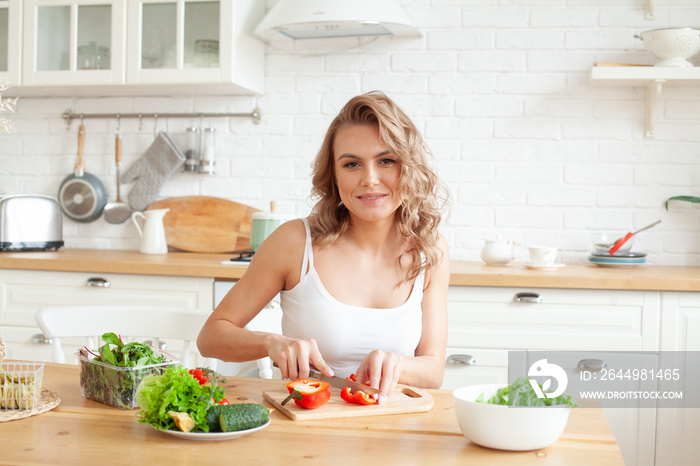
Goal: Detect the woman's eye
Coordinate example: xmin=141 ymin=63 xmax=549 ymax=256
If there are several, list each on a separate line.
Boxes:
xmin=343 ymin=161 xmax=360 ymax=168
xmin=379 ymin=158 xmax=397 ymax=165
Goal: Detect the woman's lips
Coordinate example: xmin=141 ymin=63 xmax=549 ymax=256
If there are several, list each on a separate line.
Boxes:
xmin=357 ymin=193 xmax=387 ymax=201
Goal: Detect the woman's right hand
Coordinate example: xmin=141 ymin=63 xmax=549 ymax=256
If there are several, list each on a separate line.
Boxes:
xmin=267 ymin=334 xmax=334 ymax=380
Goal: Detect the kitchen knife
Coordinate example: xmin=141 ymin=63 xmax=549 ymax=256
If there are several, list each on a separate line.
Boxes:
xmin=272 ymin=362 xmax=379 ymax=395
xmin=307 ymin=367 xmax=380 ymax=395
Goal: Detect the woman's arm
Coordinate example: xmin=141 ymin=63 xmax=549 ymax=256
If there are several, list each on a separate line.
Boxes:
xmin=356 ymin=234 xmax=450 ymax=400
xmin=197 ymin=219 xmax=334 ymax=379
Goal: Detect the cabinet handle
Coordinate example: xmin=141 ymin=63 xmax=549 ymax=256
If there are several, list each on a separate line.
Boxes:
xmin=446 ymin=354 xmax=476 ymax=366
xmin=577 ymin=359 xmax=607 ymax=372
xmin=86 ymin=277 xmax=111 ymax=288
xmin=31 ymin=333 xmax=52 ymax=344
xmin=513 ymin=292 xmax=542 ymax=303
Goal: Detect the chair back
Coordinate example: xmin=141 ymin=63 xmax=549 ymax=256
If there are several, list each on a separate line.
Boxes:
xmin=35 ymin=305 xmax=212 ymax=367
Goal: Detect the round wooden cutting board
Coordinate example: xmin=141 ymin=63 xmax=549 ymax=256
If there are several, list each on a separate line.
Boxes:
xmin=146 ymin=196 xmax=260 ymax=253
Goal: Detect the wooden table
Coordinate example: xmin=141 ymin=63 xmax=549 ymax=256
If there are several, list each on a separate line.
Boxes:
xmin=0 ymin=363 xmax=625 ymax=465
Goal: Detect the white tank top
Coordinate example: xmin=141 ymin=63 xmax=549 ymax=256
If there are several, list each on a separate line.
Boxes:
xmin=280 ymin=218 xmax=424 ymax=378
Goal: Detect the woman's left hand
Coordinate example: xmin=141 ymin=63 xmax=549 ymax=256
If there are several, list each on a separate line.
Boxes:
xmin=355 ymin=350 xmax=402 ymax=404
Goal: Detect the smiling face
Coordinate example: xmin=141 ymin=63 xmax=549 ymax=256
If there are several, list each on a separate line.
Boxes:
xmin=333 ymin=124 xmax=403 ymax=225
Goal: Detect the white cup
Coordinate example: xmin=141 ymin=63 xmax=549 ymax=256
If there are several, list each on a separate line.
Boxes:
xmin=528 ymin=246 xmax=558 ymax=266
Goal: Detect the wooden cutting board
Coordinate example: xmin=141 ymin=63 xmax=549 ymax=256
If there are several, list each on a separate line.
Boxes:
xmin=146 ymin=196 xmax=260 ymax=253
xmin=263 ymin=385 xmax=434 ymax=421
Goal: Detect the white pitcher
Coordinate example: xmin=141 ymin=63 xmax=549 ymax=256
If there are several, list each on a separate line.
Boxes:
xmin=132 ymin=208 xmax=169 ymax=254
xmin=480 ymin=236 xmax=518 ymax=266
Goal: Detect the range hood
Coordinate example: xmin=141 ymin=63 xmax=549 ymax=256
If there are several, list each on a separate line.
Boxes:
xmin=253 ymin=0 xmax=421 ymax=41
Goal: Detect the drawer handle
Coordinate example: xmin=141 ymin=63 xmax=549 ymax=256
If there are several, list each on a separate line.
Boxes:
xmin=31 ymin=333 xmax=52 ymax=344
xmin=446 ymin=354 xmax=476 ymax=366
xmin=86 ymin=277 xmax=111 ymax=288
xmin=513 ymin=292 xmax=542 ymax=303
xmin=577 ymin=359 xmax=607 ymax=372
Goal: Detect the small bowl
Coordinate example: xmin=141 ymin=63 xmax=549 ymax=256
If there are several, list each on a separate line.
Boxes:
xmin=638 ymin=27 xmax=700 ymax=67
xmin=590 ymin=231 xmax=634 ymax=255
xmin=453 ymin=384 xmax=571 ymax=451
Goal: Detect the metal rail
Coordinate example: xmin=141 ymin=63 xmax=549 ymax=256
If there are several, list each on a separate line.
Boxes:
xmin=61 ymin=107 xmax=262 ymax=126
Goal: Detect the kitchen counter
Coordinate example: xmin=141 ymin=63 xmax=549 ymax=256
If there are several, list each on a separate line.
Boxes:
xmin=0 ymin=362 xmax=624 ymax=465
xmin=1 ymin=248 xmax=699 ymax=291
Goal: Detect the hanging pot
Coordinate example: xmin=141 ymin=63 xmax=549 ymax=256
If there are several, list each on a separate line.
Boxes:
xmin=58 ymin=124 xmax=107 ymax=222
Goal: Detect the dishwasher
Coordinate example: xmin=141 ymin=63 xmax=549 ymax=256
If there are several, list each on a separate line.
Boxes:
xmin=213 ymin=281 xmax=282 ymax=379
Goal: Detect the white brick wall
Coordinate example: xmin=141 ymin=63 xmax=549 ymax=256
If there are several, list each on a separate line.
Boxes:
xmin=1 ymin=0 xmax=699 ymax=265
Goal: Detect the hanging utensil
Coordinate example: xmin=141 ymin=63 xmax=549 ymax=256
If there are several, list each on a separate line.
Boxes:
xmin=57 ymin=124 xmax=107 ymax=222
xmin=103 ymin=131 xmax=131 ymax=224
xmin=608 ymin=220 xmax=661 ymax=255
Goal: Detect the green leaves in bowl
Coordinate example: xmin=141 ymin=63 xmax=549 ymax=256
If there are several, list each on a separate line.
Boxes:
xmin=476 ymin=377 xmax=577 ymax=407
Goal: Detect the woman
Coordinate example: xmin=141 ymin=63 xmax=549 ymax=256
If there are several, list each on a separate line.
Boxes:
xmin=198 ymin=91 xmax=450 ymax=404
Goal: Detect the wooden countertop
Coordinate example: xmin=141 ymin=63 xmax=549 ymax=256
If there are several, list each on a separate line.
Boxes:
xmin=1 ymin=248 xmax=699 ymax=291
xmin=0 ymin=362 xmax=624 ymax=465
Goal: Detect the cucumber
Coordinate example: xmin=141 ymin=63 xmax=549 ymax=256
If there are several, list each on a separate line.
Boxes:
xmin=204 ymin=404 xmax=226 ymax=432
xmin=218 ymin=403 xmax=269 ymax=432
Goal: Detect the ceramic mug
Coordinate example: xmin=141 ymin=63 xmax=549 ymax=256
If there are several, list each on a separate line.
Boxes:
xmin=528 ymin=246 xmax=558 ymax=266
xmin=250 ymin=212 xmax=288 ymax=251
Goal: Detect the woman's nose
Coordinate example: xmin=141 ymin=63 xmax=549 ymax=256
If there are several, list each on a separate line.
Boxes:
xmin=361 ymin=165 xmax=379 ymax=186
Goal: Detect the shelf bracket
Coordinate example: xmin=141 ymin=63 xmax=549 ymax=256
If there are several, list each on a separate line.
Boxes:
xmin=645 ymin=79 xmax=664 ymax=138
xmin=645 ymin=0 xmax=655 ymax=20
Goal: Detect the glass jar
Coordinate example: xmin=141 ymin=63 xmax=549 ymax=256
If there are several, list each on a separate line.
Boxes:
xmin=183 ymin=127 xmax=200 ymax=172
xmin=199 ymin=128 xmax=216 ymax=174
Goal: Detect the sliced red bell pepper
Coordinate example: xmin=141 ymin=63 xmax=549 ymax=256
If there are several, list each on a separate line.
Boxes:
xmin=282 ymin=380 xmax=331 ymax=410
xmin=355 ymin=390 xmax=378 ymax=405
xmin=340 ymin=386 xmax=356 ymax=404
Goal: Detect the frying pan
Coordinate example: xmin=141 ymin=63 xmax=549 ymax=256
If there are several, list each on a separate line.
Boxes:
xmin=58 ymin=124 xmax=107 ymax=222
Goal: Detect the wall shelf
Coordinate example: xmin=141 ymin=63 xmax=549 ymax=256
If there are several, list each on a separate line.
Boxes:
xmin=590 ymin=66 xmax=700 ymax=138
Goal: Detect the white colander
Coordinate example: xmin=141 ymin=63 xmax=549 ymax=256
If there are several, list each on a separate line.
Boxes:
xmin=638 ymin=27 xmax=700 ymax=67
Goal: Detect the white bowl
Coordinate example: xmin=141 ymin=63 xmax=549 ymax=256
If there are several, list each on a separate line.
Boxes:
xmin=639 ymin=27 xmax=700 ymax=67
xmin=453 ymin=384 xmax=571 ymax=451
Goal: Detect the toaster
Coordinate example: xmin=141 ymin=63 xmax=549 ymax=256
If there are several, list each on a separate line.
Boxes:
xmin=0 ymin=194 xmax=64 ymax=252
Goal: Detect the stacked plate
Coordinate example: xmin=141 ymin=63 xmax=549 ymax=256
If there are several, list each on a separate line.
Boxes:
xmin=587 ymin=252 xmax=647 ymax=268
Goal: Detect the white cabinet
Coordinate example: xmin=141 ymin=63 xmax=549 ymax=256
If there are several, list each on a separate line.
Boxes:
xmin=443 ymin=285 xmax=661 ymax=466
xmin=0 ymin=0 xmax=22 ymax=84
xmin=22 ymin=0 xmax=126 ymax=86
xmin=0 ymin=268 xmax=214 ymax=363
xmin=656 ymin=291 xmax=700 ymax=466
xmin=18 ymin=0 xmax=263 ymax=94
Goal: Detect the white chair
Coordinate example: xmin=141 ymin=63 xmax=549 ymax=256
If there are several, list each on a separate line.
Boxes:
xmin=35 ymin=305 xmax=213 ymax=368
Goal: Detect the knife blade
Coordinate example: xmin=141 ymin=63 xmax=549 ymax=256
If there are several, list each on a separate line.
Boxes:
xmin=272 ymin=362 xmax=380 ymax=395
xmin=307 ymin=367 xmax=379 ymax=395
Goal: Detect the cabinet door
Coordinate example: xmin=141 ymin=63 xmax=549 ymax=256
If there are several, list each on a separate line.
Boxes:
xmin=447 ymin=286 xmax=660 ymax=351
xmin=22 ymin=0 xmax=126 ymax=85
xmin=125 ymin=0 xmax=263 ymax=92
xmin=0 ymin=269 xmax=213 ymax=362
xmin=0 ymin=0 xmax=21 ymax=84
xmin=441 ymin=347 xmax=508 ymax=390
xmin=656 ymin=292 xmax=700 ymax=466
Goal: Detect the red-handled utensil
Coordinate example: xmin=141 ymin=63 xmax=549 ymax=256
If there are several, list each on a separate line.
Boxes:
xmin=608 ymin=220 xmax=661 ymax=255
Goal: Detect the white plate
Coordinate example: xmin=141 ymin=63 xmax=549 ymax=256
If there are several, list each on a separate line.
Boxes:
xmin=588 ymin=261 xmax=644 ymax=268
xmin=519 ymin=262 xmax=566 ymax=271
xmin=151 ymin=418 xmax=271 ymax=441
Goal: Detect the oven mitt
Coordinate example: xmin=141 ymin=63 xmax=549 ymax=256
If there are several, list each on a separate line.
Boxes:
xmin=122 ymin=132 xmax=185 ymax=211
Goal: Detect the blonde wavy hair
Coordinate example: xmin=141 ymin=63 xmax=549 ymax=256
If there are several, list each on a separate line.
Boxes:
xmin=308 ymin=91 xmax=449 ymax=283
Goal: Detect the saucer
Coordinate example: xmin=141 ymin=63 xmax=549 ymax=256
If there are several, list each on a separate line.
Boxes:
xmin=520 ymin=262 xmax=566 ymax=271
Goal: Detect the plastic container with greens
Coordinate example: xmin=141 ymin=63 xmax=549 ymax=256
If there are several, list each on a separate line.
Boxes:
xmin=76 ymin=332 xmax=177 ymax=409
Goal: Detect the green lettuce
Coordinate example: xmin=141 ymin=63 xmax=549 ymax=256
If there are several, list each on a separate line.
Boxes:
xmin=476 ymin=377 xmax=577 ymax=407
xmin=135 ymin=366 xmax=226 ymax=432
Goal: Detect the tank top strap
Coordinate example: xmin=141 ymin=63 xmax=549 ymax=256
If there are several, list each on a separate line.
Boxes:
xmin=300 ymin=218 xmax=314 ymax=281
